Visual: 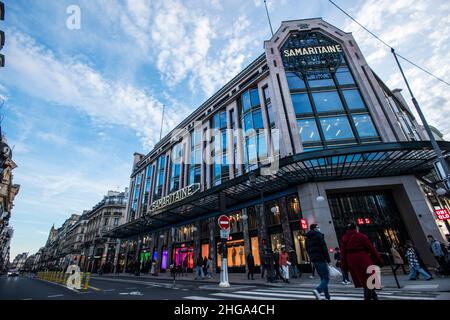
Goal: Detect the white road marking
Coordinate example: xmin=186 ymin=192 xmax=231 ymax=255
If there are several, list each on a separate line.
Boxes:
xmin=403 ymin=284 xmax=439 ymax=289
xmin=22 ymin=298 xmax=33 ymax=300
xmin=211 ymin=293 xmax=288 ymax=300
xmin=103 ymin=289 xmax=115 ymax=292
xmin=184 ymin=296 xmax=222 ymax=300
xmin=47 ymin=294 xmax=64 ymax=298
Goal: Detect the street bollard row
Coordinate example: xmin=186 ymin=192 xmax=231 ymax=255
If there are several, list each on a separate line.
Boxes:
xmin=36 ymin=271 xmax=91 ymax=290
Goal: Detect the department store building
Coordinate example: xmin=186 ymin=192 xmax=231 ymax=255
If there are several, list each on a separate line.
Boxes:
xmin=108 ymin=18 xmax=450 ymax=274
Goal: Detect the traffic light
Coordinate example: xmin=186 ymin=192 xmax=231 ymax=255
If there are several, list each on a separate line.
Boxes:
xmin=0 ymin=1 xmax=4 ymax=68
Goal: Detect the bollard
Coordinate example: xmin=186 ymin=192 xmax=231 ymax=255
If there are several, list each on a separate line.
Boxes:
xmin=84 ymin=272 xmax=91 ymax=290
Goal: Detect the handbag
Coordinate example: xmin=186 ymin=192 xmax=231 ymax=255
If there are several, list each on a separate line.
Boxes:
xmin=328 ymin=265 xmax=342 ymax=278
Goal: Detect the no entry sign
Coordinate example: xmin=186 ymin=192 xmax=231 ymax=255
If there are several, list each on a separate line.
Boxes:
xmin=218 ymin=215 xmax=230 ymax=230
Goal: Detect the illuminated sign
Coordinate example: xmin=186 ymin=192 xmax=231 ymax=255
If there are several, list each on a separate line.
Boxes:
xmin=357 ymin=217 xmax=372 ymax=225
xmin=300 ymin=218 xmax=308 ymax=230
xmin=435 ymin=208 xmax=450 ymax=221
xmin=150 ymin=183 xmax=200 ymax=212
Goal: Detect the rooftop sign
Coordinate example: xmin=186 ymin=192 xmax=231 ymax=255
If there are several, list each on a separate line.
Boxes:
xmin=280 ymin=31 xmax=344 ymax=73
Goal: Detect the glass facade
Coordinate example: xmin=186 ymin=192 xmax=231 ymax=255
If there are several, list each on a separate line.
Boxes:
xmin=211 ymin=110 xmax=229 ymax=186
xmin=189 ymin=129 xmax=202 ymax=185
xmin=240 ymin=88 xmax=268 ymax=172
xmin=140 ymin=165 xmax=153 ymax=216
xmin=286 ymin=43 xmax=381 ymax=151
xmin=130 ymin=173 xmax=142 ymax=220
xmin=169 ymin=144 xmax=182 ymax=192
xmin=154 ymin=156 xmax=166 ymax=200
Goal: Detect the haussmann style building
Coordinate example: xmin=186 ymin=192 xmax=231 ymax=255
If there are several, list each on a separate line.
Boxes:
xmin=107 ymin=18 xmax=450 ymax=275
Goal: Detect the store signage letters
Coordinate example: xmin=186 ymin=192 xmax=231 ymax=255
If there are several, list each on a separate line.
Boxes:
xmin=283 ymin=44 xmax=342 ymax=57
xmin=150 ymin=183 xmax=200 ymax=212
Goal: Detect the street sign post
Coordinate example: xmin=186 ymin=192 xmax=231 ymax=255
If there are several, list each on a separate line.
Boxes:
xmin=218 ymin=215 xmax=230 ymax=288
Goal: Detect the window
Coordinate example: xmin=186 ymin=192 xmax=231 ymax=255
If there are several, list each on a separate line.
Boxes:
xmin=212 ymin=110 xmax=229 ymax=186
xmin=286 ymin=72 xmax=306 ymax=89
xmin=306 ymin=71 xmax=334 ymax=88
xmin=130 ymin=173 xmax=142 ymax=219
xmin=297 ymin=119 xmax=321 ymax=142
xmin=343 ymin=90 xmax=365 ymax=110
xmin=242 ymin=90 xmax=251 ymax=113
xmin=141 ymin=165 xmax=153 ymax=216
xmin=292 ymin=93 xmax=313 ymax=114
xmin=170 ymin=144 xmax=182 ymax=192
xmin=312 ymin=91 xmax=344 ymax=113
xmin=240 ymin=88 xmax=271 ymax=172
xmin=154 ymin=156 xmax=166 ymax=200
xmin=335 ymin=66 xmax=355 ymax=85
xmin=352 ymin=114 xmax=378 ymax=138
xmin=114 ymin=218 xmax=120 ymax=226
xmin=320 ymin=116 xmax=354 ymax=141
xmin=189 ymin=129 xmax=201 ymax=185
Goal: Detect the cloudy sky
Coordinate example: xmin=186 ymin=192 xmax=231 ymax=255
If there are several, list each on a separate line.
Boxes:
xmin=2 ymin=0 xmax=449 ymax=259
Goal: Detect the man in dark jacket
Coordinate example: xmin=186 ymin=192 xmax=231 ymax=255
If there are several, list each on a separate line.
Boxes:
xmin=247 ymin=253 xmax=255 ymax=280
xmin=306 ymin=224 xmax=331 ymax=300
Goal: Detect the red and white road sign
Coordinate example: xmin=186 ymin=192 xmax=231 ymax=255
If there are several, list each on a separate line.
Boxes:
xmin=218 ymin=215 xmax=230 ymax=230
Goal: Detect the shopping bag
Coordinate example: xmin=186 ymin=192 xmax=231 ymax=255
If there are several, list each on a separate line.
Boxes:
xmin=328 ymin=265 xmax=342 ymax=278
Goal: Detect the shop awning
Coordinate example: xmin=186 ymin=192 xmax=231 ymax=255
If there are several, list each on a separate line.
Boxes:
xmin=106 ymin=141 xmax=450 ymax=239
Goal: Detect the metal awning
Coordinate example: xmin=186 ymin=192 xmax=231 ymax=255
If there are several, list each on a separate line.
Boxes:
xmin=107 ymin=141 xmax=450 ymax=239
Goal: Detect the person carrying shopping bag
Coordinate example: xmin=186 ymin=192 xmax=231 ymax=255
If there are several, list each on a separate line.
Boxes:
xmin=279 ymin=246 xmax=290 ymax=283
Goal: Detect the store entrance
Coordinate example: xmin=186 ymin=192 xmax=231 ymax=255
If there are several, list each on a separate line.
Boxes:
xmin=328 ymin=190 xmax=410 ymax=257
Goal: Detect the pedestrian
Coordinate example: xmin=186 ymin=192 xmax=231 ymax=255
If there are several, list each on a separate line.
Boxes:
xmin=305 ymin=224 xmax=331 ymax=300
xmin=194 ymin=254 xmax=204 ymax=280
xmin=341 ymin=223 xmax=384 ymax=301
xmin=279 ymin=246 xmax=290 ymax=283
xmin=202 ymin=256 xmax=208 ymax=277
xmin=334 ymin=247 xmax=351 ymax=285
xmin=427 ymin=235 xmax=447 ymax=272
xmin=405 ymin=240 xmax=433 ymax=280
xmin=273 ymin=249 xmax=282 ymax=280
xmin=261 ymin=249 xmax=268 ymax=279
xmin=150 ymin=259 xmax=156 ymax=276
xmin=391 ymin=244 xmax=407 ymax=275
xmin=247 ymin=252 xmax=255 ymax=280
xmin=288 ymin=249 xmax=300 ymax=279
xmin=182 ymin=255 xmax=188 ymax=276
xmin=206 ymin=256 xmax=213 ymax=279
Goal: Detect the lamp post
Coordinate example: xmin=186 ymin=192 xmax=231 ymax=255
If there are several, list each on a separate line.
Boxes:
xmin=391 ymin=48 xmax=450 ymax=189
xmin=248 ymin=171 xmax=276 ymax=283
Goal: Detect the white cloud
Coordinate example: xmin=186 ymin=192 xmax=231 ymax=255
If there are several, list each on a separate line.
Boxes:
xmin=343 ymin=0 xmax=450 ymax=138
xmin=4 ymin=30 xmax=189 ymax=149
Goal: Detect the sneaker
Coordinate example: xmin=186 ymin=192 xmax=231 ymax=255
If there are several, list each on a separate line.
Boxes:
xmin=309 ymin=276 xmax=315 ymax=279
xmin=345 ymin=281 xmax=352 ymax=285
xmin=312 ymin=289 xmax=321 ymax=300
xmin=341 ymin=281 xmax=347 ymax=285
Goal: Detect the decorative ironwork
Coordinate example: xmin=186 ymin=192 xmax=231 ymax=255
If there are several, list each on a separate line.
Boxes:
xmin=280 ymin=31 xmax=344 ymax=73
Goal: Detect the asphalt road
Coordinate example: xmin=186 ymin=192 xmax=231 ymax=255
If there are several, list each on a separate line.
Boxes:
xmin=0 ymin=274 xmax=447 ymax=300
xmin=0 ymin=275 xmax=220 ymax=300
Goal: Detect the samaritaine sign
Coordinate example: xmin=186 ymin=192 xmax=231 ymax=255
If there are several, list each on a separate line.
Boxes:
xmin=150 ymin=183 xmax=201 ymax=212
xmin=280 ymin=31 xmax=344 ymax=73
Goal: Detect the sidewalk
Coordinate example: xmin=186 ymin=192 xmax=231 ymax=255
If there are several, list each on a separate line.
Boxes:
xmin=95 ymin=271 xmax=450 ymax=292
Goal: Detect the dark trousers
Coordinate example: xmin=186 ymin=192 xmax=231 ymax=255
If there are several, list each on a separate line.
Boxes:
xmin=364 ymin=287 xmax=378 ymax=300
xmin=248 ymin=267 xmax=254 ymax=280
xmin=261 ymin=264 xmax=266 ymax=278
xmin=274 ymin=263 xmax=282 ymax=279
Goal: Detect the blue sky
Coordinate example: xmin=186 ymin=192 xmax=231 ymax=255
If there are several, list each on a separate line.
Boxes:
xmin=1 ymin=0 xmax=449 ymax=259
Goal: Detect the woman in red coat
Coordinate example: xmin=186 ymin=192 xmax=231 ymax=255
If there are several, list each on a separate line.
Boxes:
xmin=341 ymin=223 xmax=384 ymax=300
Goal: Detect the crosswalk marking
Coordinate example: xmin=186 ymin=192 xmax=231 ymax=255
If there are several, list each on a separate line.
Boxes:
xmin=211 ymin=293 xmax=288 ymax=300
xmin=183 ymin=287 xmax=439 ymax=301
xmin=184 ymin=296 xmax=222 ymax=300
xmin=253 ymin=289 xmax=363 ymax=298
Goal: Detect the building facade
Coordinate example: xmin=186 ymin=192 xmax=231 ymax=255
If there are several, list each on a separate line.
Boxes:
xmin=0 ymin=135 xmax=20 ymax=273
xmin=82 ymin=191 xmax=127 ymax=273
xmin=108 ymin=18 xmax=450 ymax=275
